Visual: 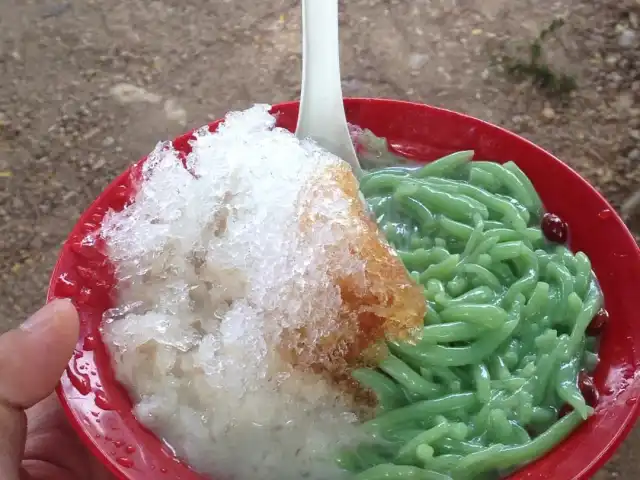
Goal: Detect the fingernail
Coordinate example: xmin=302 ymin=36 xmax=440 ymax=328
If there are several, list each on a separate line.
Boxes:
xmin=21 ymin=298 xmax=73 ymax=332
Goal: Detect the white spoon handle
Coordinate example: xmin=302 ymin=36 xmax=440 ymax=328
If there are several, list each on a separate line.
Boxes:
xmin=296 ymin=0 xmax=362 ymax=177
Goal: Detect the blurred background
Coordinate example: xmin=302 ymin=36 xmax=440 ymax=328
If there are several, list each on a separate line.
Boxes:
xmin=0 ymin=0 xmax=638 ymax=477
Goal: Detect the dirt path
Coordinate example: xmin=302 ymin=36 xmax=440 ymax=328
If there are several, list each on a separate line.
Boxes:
xmin=1 ymin=0 xmax=638 ymax=477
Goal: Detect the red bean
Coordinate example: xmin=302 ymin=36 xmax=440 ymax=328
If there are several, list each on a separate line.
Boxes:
xmin=586 ymin=308 xmax=609 ymax=336
xmin=578 ymin=370 xmax=599 ymax=408
xmin=541 ymin=213 xmax=569 ymax=244
xmin=558 ymin=404 xmax=573 ymax=418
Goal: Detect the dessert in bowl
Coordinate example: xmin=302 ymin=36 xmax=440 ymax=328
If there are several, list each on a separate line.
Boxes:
xmin=48 ymin=99 xmax=640 ymax=480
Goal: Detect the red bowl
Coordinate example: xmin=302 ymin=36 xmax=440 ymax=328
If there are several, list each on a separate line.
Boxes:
xmin=48 ymin=98 xmax=640 ymax=480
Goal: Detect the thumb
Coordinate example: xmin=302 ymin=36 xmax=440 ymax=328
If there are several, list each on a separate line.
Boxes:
xmin=0 ymin=299 xmax=79 ymax=477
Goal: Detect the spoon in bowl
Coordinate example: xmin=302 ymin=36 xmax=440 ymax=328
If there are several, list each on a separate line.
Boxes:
xmin=295 ymin=0 xmax=363 ymax=177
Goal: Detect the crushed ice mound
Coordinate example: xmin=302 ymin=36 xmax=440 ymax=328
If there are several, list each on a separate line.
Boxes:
xmin=99 ymin=105 xmax=425 ymax=480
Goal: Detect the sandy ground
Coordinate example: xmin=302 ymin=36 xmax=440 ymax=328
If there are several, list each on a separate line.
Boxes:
xmin=1 ymin=0 xmax=639 ymax=477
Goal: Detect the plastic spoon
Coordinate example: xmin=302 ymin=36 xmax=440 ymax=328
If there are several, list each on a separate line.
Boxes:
xmin=296 ymin=0 xmax=363 ymax=177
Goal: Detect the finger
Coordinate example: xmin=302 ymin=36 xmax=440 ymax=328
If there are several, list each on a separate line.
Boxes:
xmin=0 ymin=299 xmax=79 ymax=408
xmin=21 ymin=395 xmax=113 ymax=480
xmin=0 ymin=300 xmax=79 ymax=479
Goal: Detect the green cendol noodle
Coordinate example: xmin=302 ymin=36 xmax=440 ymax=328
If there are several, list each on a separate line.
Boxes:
xmin=341 ymin=149 xmax=603 ymax=480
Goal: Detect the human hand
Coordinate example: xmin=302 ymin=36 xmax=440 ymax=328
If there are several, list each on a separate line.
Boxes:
xmin=0 ymin=299 xmax=113 ymax=480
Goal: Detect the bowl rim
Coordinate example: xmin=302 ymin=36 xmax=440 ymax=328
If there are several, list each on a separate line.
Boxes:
xmin=50 ymin=97 xmax=640 ymax=480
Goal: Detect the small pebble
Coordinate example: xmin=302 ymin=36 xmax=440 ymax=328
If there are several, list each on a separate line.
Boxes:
xmin=542 ymin=107 xmax=555 ymax=120
xmin=408 ymin=53 xmax=429 ymax=70
xmin=110 ymin=83 xmax=162 ymax=105
xmin=618 ymin=28 xmax=636 ymax=48
xmin=605 ymin=53 xmax=619 ymax=65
